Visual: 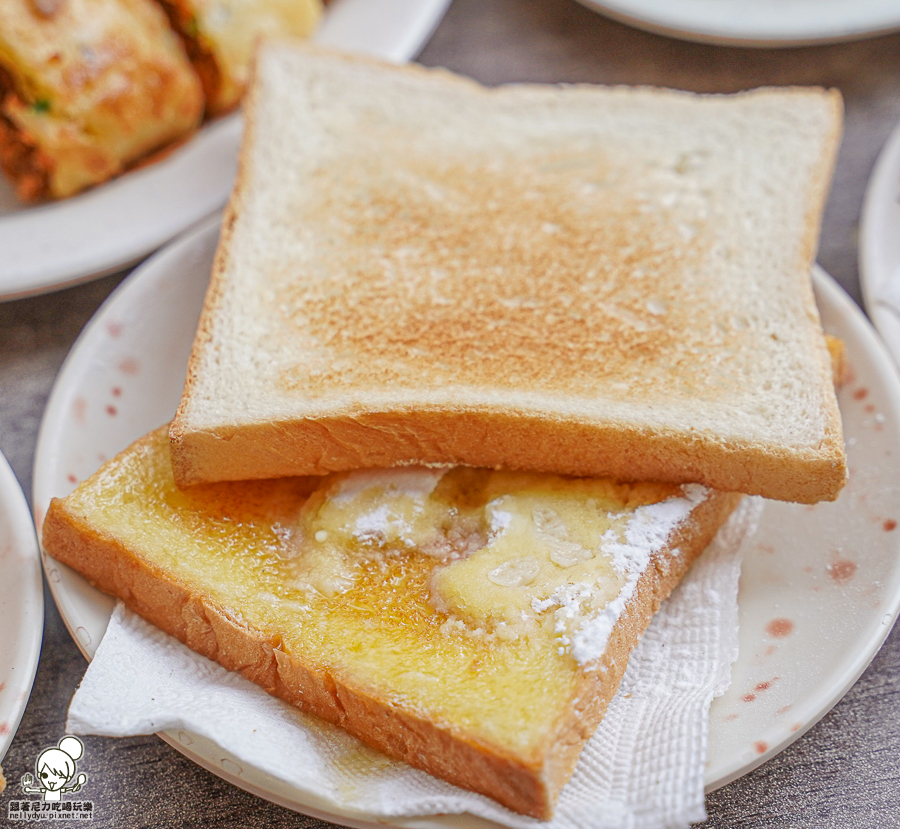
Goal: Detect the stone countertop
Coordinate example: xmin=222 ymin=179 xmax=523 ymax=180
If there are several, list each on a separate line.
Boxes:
xmin=2 ymin=0 xmax=900 ymax=826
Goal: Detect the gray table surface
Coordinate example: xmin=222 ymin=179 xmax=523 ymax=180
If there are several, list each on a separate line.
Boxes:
xmin=3 ymin=0 xmax=900 ymax=826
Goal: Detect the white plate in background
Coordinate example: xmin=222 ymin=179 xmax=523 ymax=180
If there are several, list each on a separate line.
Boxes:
xmin=860 ymin=117 xmax=900 ymax=372
xmin=0 ymin=449 xmax=43 ymax=763
xmin=0 ymin=0 xmax=451 ymax=301
xmin=32 ymin=218 xmax=900 ymax=818
xmin=576 ymin=0 xmax=900 ymax=46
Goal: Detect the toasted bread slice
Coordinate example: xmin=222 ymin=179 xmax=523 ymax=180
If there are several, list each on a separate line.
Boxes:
xmin=169 ymin=44 xmax=845 ymax=504
xmin=43 ymin=426 xmax=741 ymax=817
xmin=158 ymin=0 xmax=321 ymax=116
xmin=0 ymin=0 xmax=203 ymax=200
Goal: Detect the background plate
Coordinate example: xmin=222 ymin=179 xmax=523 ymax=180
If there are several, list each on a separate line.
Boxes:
xmin=0 ymin=448 xmax=43 ymax=764
xmin=33 ymin=218 xmax=900 ymax=818
xmin=860 ymin=117 xmax=900 ymax=373
xmin=0 ymin=0 xmax=452 ymax=301
xmin=575 ymin=0 xmax=900 ymax=46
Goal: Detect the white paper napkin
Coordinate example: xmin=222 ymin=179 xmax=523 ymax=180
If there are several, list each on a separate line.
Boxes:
xmin=67 ymin=498 xmax=762 ymax=829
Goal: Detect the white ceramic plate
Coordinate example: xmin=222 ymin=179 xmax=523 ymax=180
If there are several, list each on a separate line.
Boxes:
xmin=707 ymin=266 xmax=900 ymax=788
xmin=575 ymin=0 xmax=900 ymax=46
xmin=33 ymin=217 xmax=900 ymax=819
xmin=0 ymin=449 xmax=43 ymax=763
xmin=860 ymin=118 xmax=900 ymax=374
xmin=0 ymin=0 xmax=451 ymax=301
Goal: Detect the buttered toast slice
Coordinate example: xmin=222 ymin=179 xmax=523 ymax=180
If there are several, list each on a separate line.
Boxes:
xmin=169 ymin=43 xmax=845 ymax=504
xmin=43 ymin=427 xmax=741 ymax=817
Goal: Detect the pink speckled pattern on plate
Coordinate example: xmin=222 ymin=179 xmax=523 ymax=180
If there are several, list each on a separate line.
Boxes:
xmin=706 ymin=271 xmax=900 ymax=788
xmin=32 ymin=217 xmax=900 ymax=825
xmin=0 ymin=449 xmax=43 ymax=762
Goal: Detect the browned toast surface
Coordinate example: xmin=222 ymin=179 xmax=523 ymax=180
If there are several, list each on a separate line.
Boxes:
xmin=170 ymin=45 xmax=845 ymax=503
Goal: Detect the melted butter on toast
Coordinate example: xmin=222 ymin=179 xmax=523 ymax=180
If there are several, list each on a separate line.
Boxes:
xmin=287 ymin=464 xmax=705 ymax=663
xmin=54 ymin=427 xmax=713 ymax=758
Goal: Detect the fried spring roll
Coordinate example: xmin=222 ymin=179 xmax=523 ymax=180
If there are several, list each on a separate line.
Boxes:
xmin=0 ymin=0 xmax=204 ymax=200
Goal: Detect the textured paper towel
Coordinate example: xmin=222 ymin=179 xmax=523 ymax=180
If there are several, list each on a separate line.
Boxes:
xmin=67 ymin=498 xmax=762 ymax=829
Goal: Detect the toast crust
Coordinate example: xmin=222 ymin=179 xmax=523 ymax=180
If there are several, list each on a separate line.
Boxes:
xmin=42 ymin=431 xmax=741 ymax=817
xmin=169 ymin=46 xmax=845 ymax=503
xmin=170 ymin=407 xmax=842 ymax=504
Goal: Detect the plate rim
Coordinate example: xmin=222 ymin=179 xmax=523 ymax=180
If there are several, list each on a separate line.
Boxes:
xmin=0 ymin=449 xmax=44 ymax=763
xmin=860 ymin=116 xmax=900 ymax=344
xmin=575 ymin=0 xmax=900 ymax=46
xmin=32 ymin=218 xmax=900 ymax=817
